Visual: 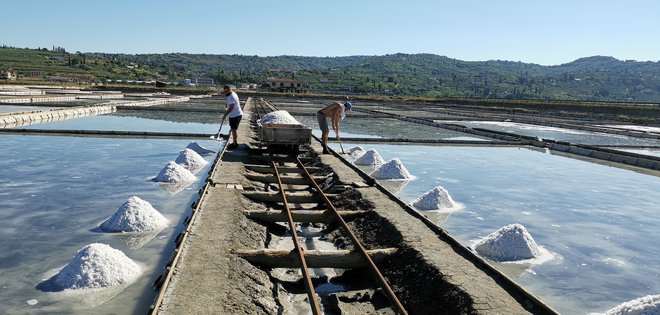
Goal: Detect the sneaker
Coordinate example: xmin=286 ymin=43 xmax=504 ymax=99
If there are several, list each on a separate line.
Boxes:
xmin=226 ymin=143 xmax=238 ymax=150
xmin=322 ymin=148 xmax=330 ymax=154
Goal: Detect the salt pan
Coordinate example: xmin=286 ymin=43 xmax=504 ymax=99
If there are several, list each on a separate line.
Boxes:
xmin=354 ymin=149 xmax=384 ymax=166
xmin=474 ymin=223 xmax=541 ymax=262
xmin=52 ymin=243 xmax=140 ymax=290
xmin=175 ymin=148 xmax=208 ymax=173
xmin=99 ymin=196 xmax=168 ymax=233
xmin=348 ymin=146 xmax=365 ymax=159
xmin=594 ymin=294 xmax=660 ymax=315
xmin=153 ymin=161 xmax=197 ymax=183
xmin=371 ymin=158 xmax=411 ymax=180
xmin=186 ymin=142 xmax=215 ymax=155
xmin=412 ymin=186 xmax=456 ymax=210
xmin=259 ymin=110 xmax=300 ymax=125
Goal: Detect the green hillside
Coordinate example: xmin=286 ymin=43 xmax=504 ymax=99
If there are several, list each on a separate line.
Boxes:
xmin=1 ymin=46 xmax=659 ymax=102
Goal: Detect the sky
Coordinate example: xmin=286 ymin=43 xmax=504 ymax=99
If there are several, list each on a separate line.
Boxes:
xmin=3 ymin=0 xmax=659 ymax=65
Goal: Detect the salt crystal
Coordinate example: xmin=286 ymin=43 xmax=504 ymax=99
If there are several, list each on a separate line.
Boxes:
xmin=186 ymin=142 xmax=215 ymax=155
xmin=153 ymin=161 xmax=197 ymax=183
xmin=354 ymin=149 xmax=384 ymax=166
xmin=474 ymin=224 xmax=541 ymax=262
xmin=53 ymin=243 xmax=141 ymax=290
xmin=259 ymin=110 xmax=301 ymax=125
xmin=348 ymin=146 xmax=365 ymax=158
xmin=371 ymin=158 xmax=411 ymax=180
xmin=175 ymin=148 xmax=209 ymax=173
xmin=412 ymin=186 xmax=456 ymax=210
xmin=99 ymin=196 xmax=168 ymax=233
xmin=596 ymin=294 xmax=660 ymax=315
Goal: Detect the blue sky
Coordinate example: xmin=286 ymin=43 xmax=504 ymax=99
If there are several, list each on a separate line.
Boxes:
xmin=3 ymin=0 xmax=659 ymax=65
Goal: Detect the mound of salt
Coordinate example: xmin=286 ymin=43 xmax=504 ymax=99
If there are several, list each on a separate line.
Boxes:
xmin=259 ymin=110 xmax=300 ymax=125
xmin=99 ymin=196 xmax=168 ymax=233
xmin=348 ymin=146 xmax=365 ymax=158
xmin=371 ymin=158 xmax=412 ymax=180
xmin=354 ymin=149 xmax=384 ymax=166
xmin=474 ymin=223 xmax=541 ymax=262
xmin=175 ymin=148 xmax=209 ymax=172
xmin=596 ymin=294 xmax=660 ymax=315
xmin=153 ymin=161 xmax=197 ymax=183
xmin=53 ymin=243 xmax=140 ymax=290
xmin=186 ymin=142 xmax=215 ymax=155
xmin=412 ymin=186 xmax=456 ymax=210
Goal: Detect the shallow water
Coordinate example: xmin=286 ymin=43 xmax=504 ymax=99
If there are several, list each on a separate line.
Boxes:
xmin=295 ymin=116 xmax=490 ymax=141
xmin=336 ymin=143 xmax=660 ymax=314
xmin=0 ymin=135 xmax=222 ymax=314
xmin=0 ymin=105 xmax=59 ymax=114
xmin=445 ymin=120 xmax=660 ymax=147
xmin=19 ymin=111 xmax=223 ymax=135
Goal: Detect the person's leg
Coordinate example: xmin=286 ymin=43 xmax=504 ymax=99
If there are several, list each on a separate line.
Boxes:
xmin=317 ymin=111 xmax=329 ymax=154
xmin=228 ymin=116 xmax=242 ymax=149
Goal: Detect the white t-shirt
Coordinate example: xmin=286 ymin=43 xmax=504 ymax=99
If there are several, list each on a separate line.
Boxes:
xmin=226 ymin=92 xmax=243 ymax=118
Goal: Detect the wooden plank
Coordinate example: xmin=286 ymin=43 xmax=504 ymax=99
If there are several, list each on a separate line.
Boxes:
xmin=243 ymin=191 xmax=336 ymax=203
xmin=245 ymin=173 xmax=327 ymax=185
xmin=244 ymin=164 xmax=322 ymax=174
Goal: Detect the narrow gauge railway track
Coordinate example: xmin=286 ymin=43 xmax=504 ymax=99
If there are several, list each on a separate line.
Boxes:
xmin=246 ymin=98 xmax=407 ymax=313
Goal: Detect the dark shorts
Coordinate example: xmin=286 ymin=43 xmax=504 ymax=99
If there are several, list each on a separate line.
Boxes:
xmin=316 ymin=111 xmax=329 ymax=133
xmin=229 ymin=115 xmax=242 ymax=130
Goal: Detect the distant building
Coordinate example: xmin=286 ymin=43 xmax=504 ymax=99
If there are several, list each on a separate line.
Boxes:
xmin=183 ymin=79 xmax=196 ymax=87
xmin=0 ymin=70 xmax=17 ymax=80
xmin=266 ymin=77 xmax=307 ymax=93
xmin=239 ymin=82 xmax=258 ymax=90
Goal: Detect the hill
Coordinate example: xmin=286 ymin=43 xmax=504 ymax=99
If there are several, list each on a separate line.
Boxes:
xmin=1 ymin=46 xmax=658 ymax=102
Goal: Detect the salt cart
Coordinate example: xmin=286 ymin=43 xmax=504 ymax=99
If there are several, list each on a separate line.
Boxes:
xmin=257 ymin=111 xmax=312 ymax=155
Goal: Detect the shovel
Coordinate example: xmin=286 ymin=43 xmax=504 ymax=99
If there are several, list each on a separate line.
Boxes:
xmin=337 ymin=136 xmax=346 ymax=154
xmin=210 ymin=116 xmax=226 ymax=141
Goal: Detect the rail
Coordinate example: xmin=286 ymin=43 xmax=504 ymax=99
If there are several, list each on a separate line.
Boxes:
xmin=295 ymin=157 xmax=408 ymax=314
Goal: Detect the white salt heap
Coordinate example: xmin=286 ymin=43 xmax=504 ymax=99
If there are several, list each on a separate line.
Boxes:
xmin=153 ymin=161 xmax=197 ymax=183
xmin=348 ymin=146 xmax=365 ymax=158
xmin=99 ymin=196 xmax=168 ymax=233
xmin=53 ymin=243 xmax=141 ymax=290
xmin=371 ymin=158 xmax=412 ymax=180
xmin=175 ymin=148 xmax=209 ymax=172
xmin=354 ymin=149 xmax=384 ymax=166
xmin=259 ymin=110 xmax=300 ymax=125
xmin=474 ymin=223 xmax=541 ymax=262
xmin=185 ymin=142 xmax=215 ymax=155
xmin=596 ymin=294 xmax=660 ymax=315
xmin=412 ymin=186 xmax=456 ymax=210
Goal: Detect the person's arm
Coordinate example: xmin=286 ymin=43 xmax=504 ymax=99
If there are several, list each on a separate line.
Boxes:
xmin=223 ymin=103 xmax=235 ymax=119
xmin=332 ymin=105 xmax=341 ymax=139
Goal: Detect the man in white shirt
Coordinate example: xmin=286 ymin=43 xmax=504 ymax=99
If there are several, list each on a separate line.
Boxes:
xmin=221 ymin=85 xmax=243 ymax=150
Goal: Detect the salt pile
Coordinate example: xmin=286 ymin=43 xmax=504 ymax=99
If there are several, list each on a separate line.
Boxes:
xmin=53 ymin=243 xmax=140 ymax=290
xmin=596 ymin=294 xmax=660 ymax=315
xmin=354 ymin=149 xmax=384 ymax=166
xmin=175 ymin=148 xmax=209 ymax=172
xmin=99 ymin=196 xmax=168 ymax=233
xmin=474 ymin=223 xmax=541 ymax=262
xmin=348 ymin=146 xmax=365 ymax=158
xmin=371 ymin=158 xmax=412 ymax=180
xmin=186 ymin=142 xmax=215 ymax=155
xmin=259 ymin=110 xmax=300 ymax=125
xmin=412 ymin=186 xmax=456 ymax=210
xmin=153 ymin=161 xmax=197 ymax=183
